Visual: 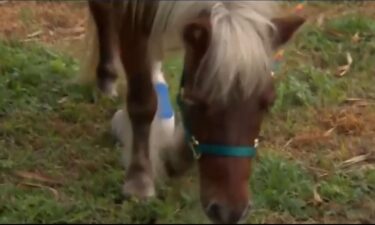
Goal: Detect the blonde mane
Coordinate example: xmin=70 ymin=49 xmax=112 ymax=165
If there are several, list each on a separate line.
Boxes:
xmin=150 ymin=1 xmax=279 ymax=103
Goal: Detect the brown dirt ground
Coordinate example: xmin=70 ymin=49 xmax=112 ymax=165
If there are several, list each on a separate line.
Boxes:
xmin=0 ymin=1 xmax=88 ymax=57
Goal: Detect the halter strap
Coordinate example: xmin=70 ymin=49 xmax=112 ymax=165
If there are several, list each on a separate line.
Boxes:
xmin=176 ymin=71 xmax=258 ymax=159
xmin=187 ymin=135 xmax=258 ymax=159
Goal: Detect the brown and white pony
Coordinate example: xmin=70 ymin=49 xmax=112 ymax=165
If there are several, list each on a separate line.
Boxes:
xmin=78 ymin=1 xmax=305 ymax=223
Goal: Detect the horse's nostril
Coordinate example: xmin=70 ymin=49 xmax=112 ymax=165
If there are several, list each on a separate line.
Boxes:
xmin=206 ymin=202 xmax=222 ymax=221
xmin=205 ymin=202 xmax=251 ymax=224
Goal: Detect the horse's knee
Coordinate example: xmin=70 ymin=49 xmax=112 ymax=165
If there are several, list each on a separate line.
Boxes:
xmin=126 ymin=80 xmax=157 ymax=125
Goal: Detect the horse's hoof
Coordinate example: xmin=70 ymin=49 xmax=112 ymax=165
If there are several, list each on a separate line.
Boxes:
xmin=122 ymin=173 xmax=156 ymax=200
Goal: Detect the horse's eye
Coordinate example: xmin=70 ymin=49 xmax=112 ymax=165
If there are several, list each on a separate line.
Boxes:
xmin=183 ymin=96 xmax=197 ymax=106
xmin=182 ymin=95 xmax=208 ymax=112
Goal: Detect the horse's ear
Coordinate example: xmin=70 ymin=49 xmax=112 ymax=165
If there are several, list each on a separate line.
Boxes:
xmin=271 ymin=15 xmax=305 ymax=48
xmin=182 ymin=21 xmax=210 ymax=53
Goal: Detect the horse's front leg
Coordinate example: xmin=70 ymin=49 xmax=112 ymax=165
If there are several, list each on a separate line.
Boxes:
xmin=119 ymin=33 xmax=157 ymax=199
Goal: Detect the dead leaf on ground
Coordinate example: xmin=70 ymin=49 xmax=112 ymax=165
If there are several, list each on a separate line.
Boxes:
xmin=18 ymin=182 xmax=59 ymax=200
xmin=323 ymin=127 xmax=335 ymax=137
xmin=283 ymin=138 xmax=294 ymax=148
xmin=344 ymin=98 xmax=371 ymax=107
xmin=21 ymin=38 xmax=40 ymax=43
xmin=58 ymin=97 xmax=68 ymax=104
xmin=27 ymin=30 xmax=43 ymax=38
xmin=55 ymin=26 xmax=85 ymax=35
xmin=339 ymin=153 xmax=372 ymax=168
xmin=344 ymin=98 xmax=363 ymax=103
xmin=14 ymin=171 xmax=63 ymax=186
xmin=313 ymin=185 xmax=323 ymax=206
xmin=335 ymin=52 xmax=353 ymax=77
xmin=351 ymin=32 xmax=361 ymax=43
xmin=316 ymin=14 xmax=325 ymax=27
xmin=284 ymin=128 xmax=335 ymax=148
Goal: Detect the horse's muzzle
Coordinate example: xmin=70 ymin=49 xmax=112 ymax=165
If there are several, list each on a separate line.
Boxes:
xmin=205 ymin=201 xmax=252 ymax=224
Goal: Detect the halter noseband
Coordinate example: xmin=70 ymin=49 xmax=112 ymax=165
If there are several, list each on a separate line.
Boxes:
xmin=176 ymin=71 xmax=258 ymax=159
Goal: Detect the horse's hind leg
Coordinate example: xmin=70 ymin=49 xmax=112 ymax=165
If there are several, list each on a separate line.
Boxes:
xmin=88 ymin=0 xmax=119 ymax=96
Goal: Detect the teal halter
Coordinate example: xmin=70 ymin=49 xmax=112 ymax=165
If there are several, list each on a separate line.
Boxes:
xmin=176 ymin=71 xmax=258 ymax=159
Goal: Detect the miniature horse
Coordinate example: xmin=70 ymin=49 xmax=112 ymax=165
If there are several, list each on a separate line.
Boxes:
xmin=78 ymin=1 xmax=305 ymax=223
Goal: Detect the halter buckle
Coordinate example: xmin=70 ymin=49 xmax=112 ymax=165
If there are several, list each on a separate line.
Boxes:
xmin=189 ymin=136 xmax=201 ymax=159
xmin=254 ymin=138 xmax=259 ymax=148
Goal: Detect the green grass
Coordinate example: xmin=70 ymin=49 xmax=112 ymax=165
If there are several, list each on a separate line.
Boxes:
xmin=1 ymin=7 xmax=375 ymax=224
xmin=273 ymin=12 xmax=375 ymax=112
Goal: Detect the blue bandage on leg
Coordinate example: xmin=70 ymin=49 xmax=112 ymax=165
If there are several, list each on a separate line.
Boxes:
xmin=154 ymin=82 xmax=174 ymax=119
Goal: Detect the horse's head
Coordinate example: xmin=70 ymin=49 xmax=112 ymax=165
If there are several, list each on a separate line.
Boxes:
xmin=178 ymin=8 xmax=305 ymax=224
